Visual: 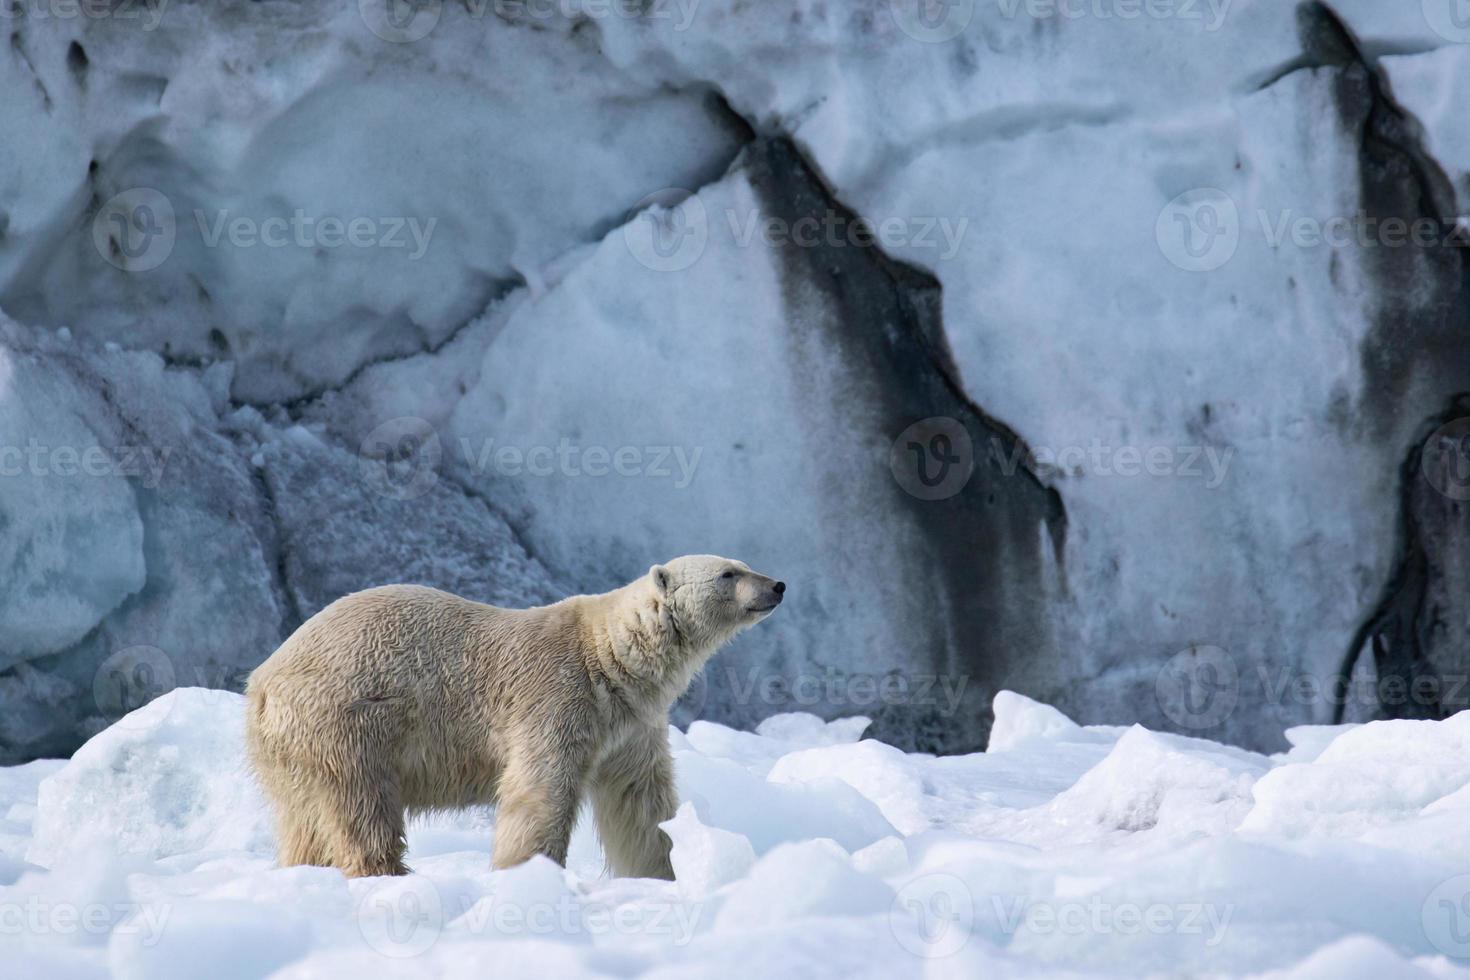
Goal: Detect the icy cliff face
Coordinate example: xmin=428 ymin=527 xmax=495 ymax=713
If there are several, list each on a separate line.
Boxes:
xmin=1 ymin=0 xmax=1467 ymax=759
xmin=0 ymin=2 xmax=748 ymax=402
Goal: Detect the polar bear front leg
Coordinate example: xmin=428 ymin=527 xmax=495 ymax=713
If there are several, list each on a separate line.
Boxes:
xmin=591 ymin=725 xmax=677 ymax=880
xmin=491 ymin=749 xmax=584 ymax=869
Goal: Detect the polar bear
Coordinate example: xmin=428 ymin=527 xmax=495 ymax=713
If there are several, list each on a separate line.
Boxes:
xmin=245 ymin=555 xmax=784 ymax=879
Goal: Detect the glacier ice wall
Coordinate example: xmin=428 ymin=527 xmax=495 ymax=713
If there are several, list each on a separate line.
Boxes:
xmin=0 ymin=0 xmax=1466 ymax=759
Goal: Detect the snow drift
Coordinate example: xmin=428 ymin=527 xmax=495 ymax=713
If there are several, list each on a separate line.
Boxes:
xmin=4 ymin=689 xmax=1470 ymax=977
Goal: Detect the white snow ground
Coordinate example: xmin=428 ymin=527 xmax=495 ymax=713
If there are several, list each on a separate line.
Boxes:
xmin=4 ymin=689 xmax=1470 ymax=978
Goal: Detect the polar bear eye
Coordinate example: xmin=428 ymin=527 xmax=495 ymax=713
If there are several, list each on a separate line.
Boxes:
xmin=720 ymin=571 xmax=735 ymax=580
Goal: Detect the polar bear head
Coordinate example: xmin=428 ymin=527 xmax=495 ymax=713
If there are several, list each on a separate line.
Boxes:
xmin=650 ymin=554 xmax=785 ymax=646
xmin=609 ymin=555 xmax=784 ymax=705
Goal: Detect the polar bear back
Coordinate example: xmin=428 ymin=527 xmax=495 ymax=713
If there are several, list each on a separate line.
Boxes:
xmin=246 ymin=584 xmax=600 ymax=808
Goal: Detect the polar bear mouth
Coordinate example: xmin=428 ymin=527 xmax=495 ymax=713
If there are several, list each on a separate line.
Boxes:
xmin=746 ymin=599 xmax=781 ymax=614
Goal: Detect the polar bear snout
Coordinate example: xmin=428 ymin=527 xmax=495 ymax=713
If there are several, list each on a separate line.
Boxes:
xmin=747 ymin=578 xmax=786 ymax=614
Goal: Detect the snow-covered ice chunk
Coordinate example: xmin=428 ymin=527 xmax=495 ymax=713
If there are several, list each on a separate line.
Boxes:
xmin=712 ymin=841 xmax=893 ymax=931
xmin=663 ymin=803 xmax=756 ymax=899
xmin=675 ymin=751 xmax=896 ymax=855
xmin=767 ymin=740 xmax=928 ymax=835
xmin=28 ymin=689 xmax=271 ymax=867
xmin=0 ymin=758 xmax=62 ymax=866
xmin=1242 ymin=714 xmax=1470 ymax=839
xmin=449 ymin=856 xmax=577 ymax=943
xmin=988 ymin=691 xmax=1083 ymax=752
xmin=1274 ymin=724 xmax=1361 ymax=765
xmin=1017 ymin=726 xmax=1267 ymax=843
xmin=850 ymin=836 xmax=909 ymax=879
xmin=753 ymin=713 xmax=872 ymax=747
xmin=680 ymin=713 xmax=873 ymax=777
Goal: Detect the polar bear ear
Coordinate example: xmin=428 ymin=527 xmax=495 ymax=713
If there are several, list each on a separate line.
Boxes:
xmin=650 ymin=564 xmax=670 ymax=594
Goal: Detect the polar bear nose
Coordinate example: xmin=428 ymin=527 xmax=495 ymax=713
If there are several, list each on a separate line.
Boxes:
xmin=773 ymin=582 xmax=786 ymax=595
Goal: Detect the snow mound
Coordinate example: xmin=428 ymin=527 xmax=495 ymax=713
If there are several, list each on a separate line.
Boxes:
xmin=767 ymin=740 xmax=928 ymax=835
xmin=679 ymin=713 xmax=871 ymax=777
xmin=9 ymin=688 xmax=1470 ymax=977
xmin=988 ymin=691 xmax=1085 ymax=752
xmin=1242 ymin=713 xmax=1470 ymax=839
xmin=713 ymin=840 xmax=893 ymax=931
xmin=674 ymin=752 xmax=896 ymax=855
xmin=663 ymin=803 xmax=756 ymax=899
xmin=1038 ymin=727 xmax=1269 ymax=840
xmin=28 ymin=689 xmax=272 ymax=867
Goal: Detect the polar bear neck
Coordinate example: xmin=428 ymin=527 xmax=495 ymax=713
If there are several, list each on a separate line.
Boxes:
xmin=579 ymin=580 xmax=729 ymax=711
